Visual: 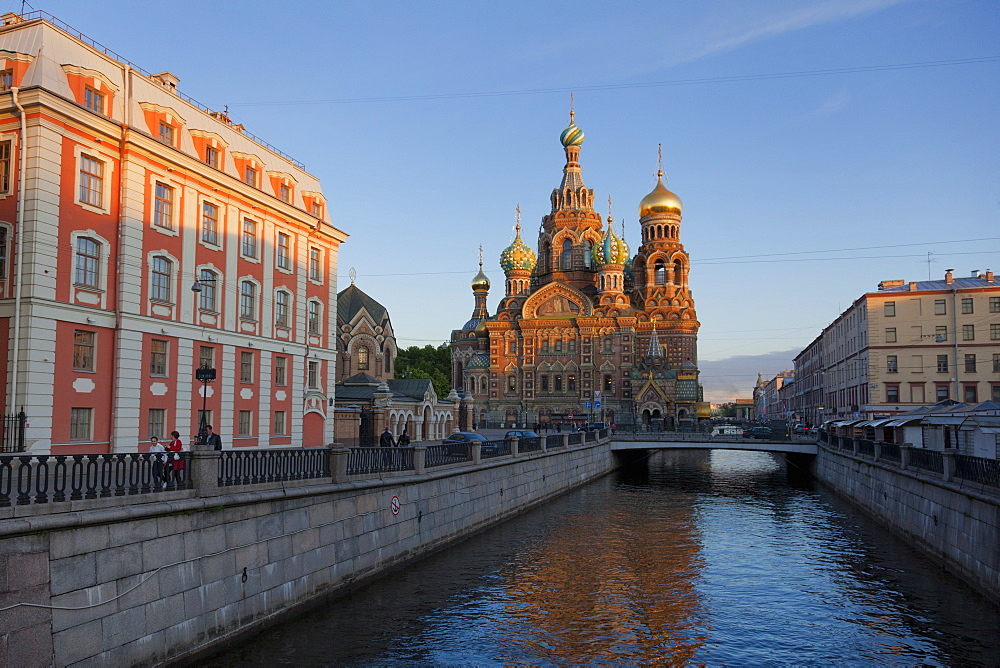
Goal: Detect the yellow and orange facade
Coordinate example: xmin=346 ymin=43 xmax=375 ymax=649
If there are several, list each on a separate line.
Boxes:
xmin=0 ymin=12 xmax=346 ymax=453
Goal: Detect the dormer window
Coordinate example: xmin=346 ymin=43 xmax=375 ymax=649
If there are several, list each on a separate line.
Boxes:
xmin=244 ymin=166 xmax=258 ymax=188
xmin=279 ymin=184 xmax=290 ymax=203
xmin=205 ymin=145 xmax=218 ymax=168
xmin=0 ymin=69 xmax=11 ymax=91
xmin=311 ymin=201 xmax=322 ymax=217
xmin=158 ymin=121 xmax=175 ymax=146
xmin=84 ymin=86 xmax=105 ymax=114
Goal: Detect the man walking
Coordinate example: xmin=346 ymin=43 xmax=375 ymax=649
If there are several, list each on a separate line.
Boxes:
xmin=379 ymin=427 xmax=394 ymax=468
xmin=204 ymin=425 xmax=223 ymax=450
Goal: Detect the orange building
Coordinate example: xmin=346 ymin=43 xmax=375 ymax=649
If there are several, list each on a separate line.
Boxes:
xmin=0 ymin=12 xmax=346 ymax=453
xmin=451 ymin=114 xmax=702 ymax=430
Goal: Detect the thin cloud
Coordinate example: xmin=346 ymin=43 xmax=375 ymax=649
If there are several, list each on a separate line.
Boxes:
xmin=810 ymin=87 xmax=852 ymax=116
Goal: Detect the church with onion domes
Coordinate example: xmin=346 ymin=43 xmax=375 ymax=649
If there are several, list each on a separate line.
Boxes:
xmin=450 ymin=112 xmax=705 ymax=431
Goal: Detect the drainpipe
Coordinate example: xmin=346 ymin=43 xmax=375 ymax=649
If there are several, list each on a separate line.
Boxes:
xmin=8 ymin=86 xmax=26 ymax=417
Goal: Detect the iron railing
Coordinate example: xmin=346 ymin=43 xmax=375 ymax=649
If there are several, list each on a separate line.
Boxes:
xmin=481 ymin=439 xmax=510 ymax=460
xmin=954 ymin=454 xmax=999 ymax=487
xmin=0 ymin=452 xmax=191 ymax=506
xmin=857 ymin=440 xmax=875 ymax=457
xmin=345 ymin=447 xmax=413 ymax=475
xmin=219 ymin=448 xmax=330 ymax=486
xmin=879 ymin=441 xmax=901 ymax=464
xmin=1 ymin=411 xmax=26 ymax=453
xmin=567 ymin=433 xmax=583 ymax=446
xmin=519 ymin=437 xmax=543 ymax=453
xmin=426 ymin=444 xmax=468 ymax=468
xmin=909 ymin=448 xmax=944 ymax=474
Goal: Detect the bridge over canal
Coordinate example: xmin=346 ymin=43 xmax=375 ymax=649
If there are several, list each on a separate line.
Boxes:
xmin=610 ymin=433 xmax=819 ymax=456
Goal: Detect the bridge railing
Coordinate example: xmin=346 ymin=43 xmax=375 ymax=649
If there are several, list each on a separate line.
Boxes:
xmin=346 ymin=447 xmax=414 ymax=475
xmin=220 ymin=448 xmax=331 ymax=485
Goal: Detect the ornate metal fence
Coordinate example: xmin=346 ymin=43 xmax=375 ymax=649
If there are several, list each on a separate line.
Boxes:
xmin=426 ymin=443 xmax=469 ymax=468
xmin=519 ymin=437 xmax=543 ymax=453
xmin=857 ymin=439 xmax=875 ymax=457
xmin=1 ymin=412 xmax=26 ymax=453
xmin=0 ymin=452 xmax=192 ymax=507
xmin=481 ymin=439 xmax=509 ymax=460
xmin=908 ymin=448 xmax=944 ymax=475
xmin=345 ymin=447 xmax=414 ymax=475
xmin=219 ymin=448 xmax=331 ymax=486
xmin=567 ymin=433 xmax=583 ymax=446
xmin=954 ymin=454 xmax=999 ymax=487
xmin=879 ymin=441 xmax=901 ymax=464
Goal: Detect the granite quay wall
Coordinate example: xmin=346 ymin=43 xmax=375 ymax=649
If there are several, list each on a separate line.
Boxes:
xmin=0 ymin=436 xmax=616 ymax=667
xmin=811 ymin=443 xmax=1000 ymax=605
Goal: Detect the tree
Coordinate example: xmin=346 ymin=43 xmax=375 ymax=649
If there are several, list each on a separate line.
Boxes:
xmin=396 ymin=344 xmax=452 ymax=395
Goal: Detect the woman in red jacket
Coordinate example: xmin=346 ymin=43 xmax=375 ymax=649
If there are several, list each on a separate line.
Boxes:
xmin=166 ymin=430 xmax=185 ymax=486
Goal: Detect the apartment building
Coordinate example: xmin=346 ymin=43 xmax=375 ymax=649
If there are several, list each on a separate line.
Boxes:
xmin=0 ymin=12 xmax=347 ymax=453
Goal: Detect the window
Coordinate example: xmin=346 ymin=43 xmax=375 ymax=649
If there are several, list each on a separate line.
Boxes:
xmin=965 ymin=354 xmax=977 ymax=373
xmin=151 ymin=256 xmax=172 ymax=302
xmin=275 ymin=291 xmax=290 ymax=328
xmin=204 ymin=145 xmax=218 ymax=168
xmin=991 ymin=297 xmax=1000 ymax=313
xmin=358 ymin=346 xmax=369 ymax=371
xmin=568 ymin=375 xmax=576 ymax=391
xmin=201 ymin=202 xmax=219 ymax=244
xmin=993 ymin=384 xmax=1000 ymax=402
xmin=884 ymin=301 xmax=895 ymax=317
xmin=311 ymin=201 xmax=322 ymax=217
xmin=937 ymin=355 xmax=949 ymax=373
xmin=199 ymin=346 xmax=214 ymax=369
xmin=0 ymin=69 xmax=12 ymax=91
xmin=885 ymin=327 xmax=896 ymax=343
xmin=242 ymin=219 xmax=258 ymax=258
xmin=240 ymin=281 xmax=256 ymax=320
xmin=75 ymin=237 xmax=101 ymax=288
xmin=508 ymin=375 xmax=516 ymax=392
xmin=936 ymin=385 xmax=949 ymax=402
xmin=654 ymin=260 xmax=666 ymax=285
xmin=994 ymin=353 xmax=1000 ymax=373
xmin=276 ymin=232 xmax=290 ymax=270
xmin=238 ymin=410 xmax=253 ymax=436
xmin=273 ymin=411 xmax=287 ymax=435
xmin=934 ymin=299 xmax=946 ymax=315
xmin=275 ymin=356 xmax=287 ymax=386
xmin=886 ymin=355 xmax=897 ymax=373
xmin=73 ymin=330 xmax=95 ymax=371
xmin=279 ymin=184 xmax=290 ymax=203
xmin=153 ymin=183 xmax=174 ymax=229
xmin=603 ymin=338 xmax=613 ymax=354
xmin=961 ymin=297 xmax=973 ymax=314
xmin=385 ymin=354 xmax=391 ymax=374
xmin=962 ymin=324 xmax=975 ymax=341
xmin=198 ymin=269 xmax=218 ymax=311
xmin=308 ymin=301 xmax=320 ymax=335
xmin=991 ymin=324 xmax=1000 ymax=341
xmin=0 ymin=226 xmax=7 ymax=277
xmin=963 ymin=385 xmax=978 ymax=403
xmin=540 ymin=375 xmax=549 ymax=392
xmin=604 ymin=375 xmax=613 ymax=393
xmin=507 ymin=340 xmax=516 ymax=355
xmin=936 ymin=326 xmax=947 ymax=342
xmin=244 ymin=166 xmax=258 ymax=188
xmin=150 ymin=339 xmax=168 ymax=376
xmin=309 ymin=248 xmax=322 ymax=281
xmin=158 ymin=121 xmax=175 ymax=146
xmin=240 ymin=351 xmax=254 ymax=383
xmin=555 ymin=340 xmax=562 ymax=353
xmin=308 ymin=361 xmax=319 ymax=388
xmin=560 ymin=240 xmax=572 ymax=270
xmin=541 ymin=340 xmax=549 ymax=353
xmin=70 ymin=408 xmax=92 ymax=440
xmin=0 ymin=140 xmax=10 ymax=192
xmin=886 ymin=385 xmax=899 ymax=403
xmin=148 ymin=409 xmax=165 ymax=440
xmin=554 ymin=375 xmax=563 ymax=392
xmin=569 ymin=340 xmax=577 ymax=353
xmin=79 ymin=155 xmax=104 ymax=207
xmin=84 ymin=86 xmax=105 ymax=115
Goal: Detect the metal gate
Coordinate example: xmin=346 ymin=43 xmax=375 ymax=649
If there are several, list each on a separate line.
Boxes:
xmin=1 ymin=411 xmax=26 ymax=453
xmin=359 ymin=406 xmax=376 ymax=447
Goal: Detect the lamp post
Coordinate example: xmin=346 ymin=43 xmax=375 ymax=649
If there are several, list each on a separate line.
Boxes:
xmin=191 ymin=273 xmax=218 ymax=445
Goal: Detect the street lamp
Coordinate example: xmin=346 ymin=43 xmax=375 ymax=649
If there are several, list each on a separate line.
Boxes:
xmin=191 ymin=274 xmax=218 ymax=444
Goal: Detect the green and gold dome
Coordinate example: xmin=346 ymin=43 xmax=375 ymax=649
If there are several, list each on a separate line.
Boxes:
xmin=499 ymin=224 xmax=536 ymax=273
xmin=593 ymin=216 xmax=629 ymax=265
xmin=559 ymin=110 xmax=585 ymax=147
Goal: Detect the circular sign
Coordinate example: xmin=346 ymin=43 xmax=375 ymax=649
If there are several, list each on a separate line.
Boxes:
xmin=390 ymin=495 xmax=400 ymax=516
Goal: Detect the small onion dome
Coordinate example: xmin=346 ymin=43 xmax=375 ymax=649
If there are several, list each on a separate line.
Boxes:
xmin=560 ymin=122 xmax=585 ymax=147
xmin=639 ymin=176 xmax=682 ymax=217
xmin=499 ymin=224 xmax=536 ymax=273
xmin=467 ymin=353 xmax=490 ymax=369
xmin=593 ymin=224 xmax=629 ymax=265
xmin=471 ymin=264 xmax=490 ymax=291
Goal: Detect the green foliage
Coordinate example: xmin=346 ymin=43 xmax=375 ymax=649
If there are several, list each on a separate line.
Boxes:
xmin=396 ymin=344 xmax=452 ymax=395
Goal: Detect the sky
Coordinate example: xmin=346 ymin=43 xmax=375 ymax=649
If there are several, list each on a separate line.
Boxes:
xmin=29 ymin=0 xmax=1000 ymax=402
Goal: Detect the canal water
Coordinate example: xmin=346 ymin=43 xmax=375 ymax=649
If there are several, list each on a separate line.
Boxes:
xmin=200 ymin=450 xmax=1000 ymax=666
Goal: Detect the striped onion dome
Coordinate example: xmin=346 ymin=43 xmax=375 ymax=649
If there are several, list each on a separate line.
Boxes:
xmin=560 ymin=122 xmax=584 ymax=147
xmin=593 ymin=218 xmax=629 ymax=265
xmin=499 ymin=224 xmax=536 ymax=273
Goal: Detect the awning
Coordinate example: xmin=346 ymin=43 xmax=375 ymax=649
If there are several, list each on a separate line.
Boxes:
xmin=854 ymin=420 xmax=876 ymax=427
xmin=923 ymin=416 xmax=966 ymax=426
xmin=869 ymin=418 xmax=896 ymax=427
xmin=882 ymin=417 xmax=923 ymax=427
xmin=979 ymin=427 xmax=1000 ymax=435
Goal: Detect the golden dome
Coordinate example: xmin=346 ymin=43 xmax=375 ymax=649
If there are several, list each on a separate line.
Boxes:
xmin=471 ymin=263 xmax=490 ymax=291
xmin=639 ymin=176 xmax=682 ymax=217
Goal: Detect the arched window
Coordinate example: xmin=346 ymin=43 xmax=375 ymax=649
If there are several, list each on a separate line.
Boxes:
xmin=583 ymin=240 xmax=593 ymax=268
xmin=151 ymin=256 xmax=172 ymax=302
xmin=560 ymin=240 xmax=572 ymax=270
xmin=603 ymin=338 xmax=613 ymax=354
xmin=674 ymin=260 xmax=683 ymax=284
xmin=358 ymin=345 xmax=369 ymax=370
xmin=508 ymin=376 xmax=516 ymax=392
xmin=654 ymin=260 xmax=666 ymax=285
xmin=240 ymin=280 xmax=257 ymax=320
xmin=385 ymin=352 xmax=392 ymax=374
xmin=75 ymin=237 xmax=101 ymax=288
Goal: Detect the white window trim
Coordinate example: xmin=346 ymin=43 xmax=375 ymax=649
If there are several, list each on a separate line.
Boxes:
xmin=239 ymin=215 xmax=262 ymax=264
xmin=308 ymin=246 xmax=323 ymax=285
xmin=274 ymin=288 xmax=293 ymax=329
xmin=0 ymin=130 xmax=18 ymax=200
xmin=146 ymin=172 xmax=182 ymax=237
xmin=195 ymin=264 xmax=222 ymax=313
xmin=307 ymin=298 xmax=323 ymax=336
xmin=146 ymin=250 xmax=180 ymax=305
xmin=197 ymin=194 xmax=224 ymax=250
xmin=73 ymin=145 xmax=115 ymax=216
xmin=70 ymin=229 xmax=111 ymax=295
xmin=275 ymin=229 xmax=294 ymax=274
xmin=239 ymin=276 xmax=261 ymax=322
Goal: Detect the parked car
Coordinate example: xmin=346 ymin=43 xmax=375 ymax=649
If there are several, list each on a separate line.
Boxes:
xmin=504 ymin=430 xmax=539 ymax=440
xmin=712 ymin=425 xmax=742 ymax=437
xmin=793 ymin=424 xmax=808 ymax=435
xmin=580 ymin=422 xmax=609 ymax=432
xmin=806 ymin=427 xmax=819 ymax=437
xmin=743 ymin=426 xmax=773 ymax=439
xmin=442 ymin=432 xmax=487 ymax=455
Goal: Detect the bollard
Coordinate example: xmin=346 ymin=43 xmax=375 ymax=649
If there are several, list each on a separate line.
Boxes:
xmin=900 ymin=444 xmax=911 ymax=470
xmin=540 ymin=434 xmax=548 ymax=452
xmin=511 ymin=437 xmax=519 ymax=457
xmin=472 ymin=442 xmax=482 ymax=465
xmin=942 ymin=450 xmax=955 ymax=482
xmin=329 ymin=443 xmax=349 ymax=483
xmin=190 ymin=442 xmax=222 ymax=497
xmin=562 ymin=433 xmax=570 ymax=449
xmin=413 ymin=443 xmax=426 ymax=475
xmin=873 ymin=441 xmax=882 ymax=462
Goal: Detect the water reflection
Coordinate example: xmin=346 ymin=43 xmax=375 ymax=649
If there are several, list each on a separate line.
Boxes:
xmin=200 ymin=450 xmax=1000 ymax=666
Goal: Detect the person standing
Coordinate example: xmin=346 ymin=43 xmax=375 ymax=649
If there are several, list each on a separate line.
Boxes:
xmin=166 ymin=430 xmax=184 ymax=486
xmin=379 ymin=427 xmax=394 ymax=469
xmin=397 ymin=430 xmax=410 ymax=447
xmin=148 ymin=437 xmax=166 ymax=488
xmin=204 ymin=424 xmax=223 ymax=450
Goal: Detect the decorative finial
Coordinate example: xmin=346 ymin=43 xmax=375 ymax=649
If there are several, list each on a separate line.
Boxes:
xmin=349 ymin=267 xmax=356 ymax=285
xmin=607 ymin=195 xmax=613 ymax=225
xmin=516 ymin=204 xmax=521 ymax=226
xmin=569 ymin=92 xmax=575 ymax=124
xmin=478 ymin=244 xmax=483 ymax=268
xmin=657 ymin=144 xmax=664 ymax=179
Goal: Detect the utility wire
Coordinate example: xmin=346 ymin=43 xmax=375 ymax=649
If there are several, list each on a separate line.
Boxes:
xmin=230 ymin=57 xmax=1000 ymax=108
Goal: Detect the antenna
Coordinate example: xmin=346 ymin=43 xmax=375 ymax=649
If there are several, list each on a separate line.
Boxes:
xmin=926 ymin=251 xmax=936 ymax=280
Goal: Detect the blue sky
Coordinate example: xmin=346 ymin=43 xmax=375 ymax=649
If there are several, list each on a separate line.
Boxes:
xmin=35 ymin=0 xmax=1000 ymax=401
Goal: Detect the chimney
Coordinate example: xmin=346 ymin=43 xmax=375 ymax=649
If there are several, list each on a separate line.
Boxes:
xmin=908 ymin=282 xmax=918 ymax=291
xmin=1 ymin=12 xmax=25 ymax=26
xmin=945 ymin=269 xmax=954 ymax=284
xmin=151 ymin=71 xmax=180 ymax=93
xmin=971 ymin=269 xmax=980 ymax=278
xmin=987 ymin=270 xmax=995 ymax=283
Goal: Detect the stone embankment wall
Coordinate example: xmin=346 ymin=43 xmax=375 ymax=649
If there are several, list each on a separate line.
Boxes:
xmin=812 ymin=445 xmax=999 ymax=604
xmin=0 ymin=440 xmax=616 ymax=666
